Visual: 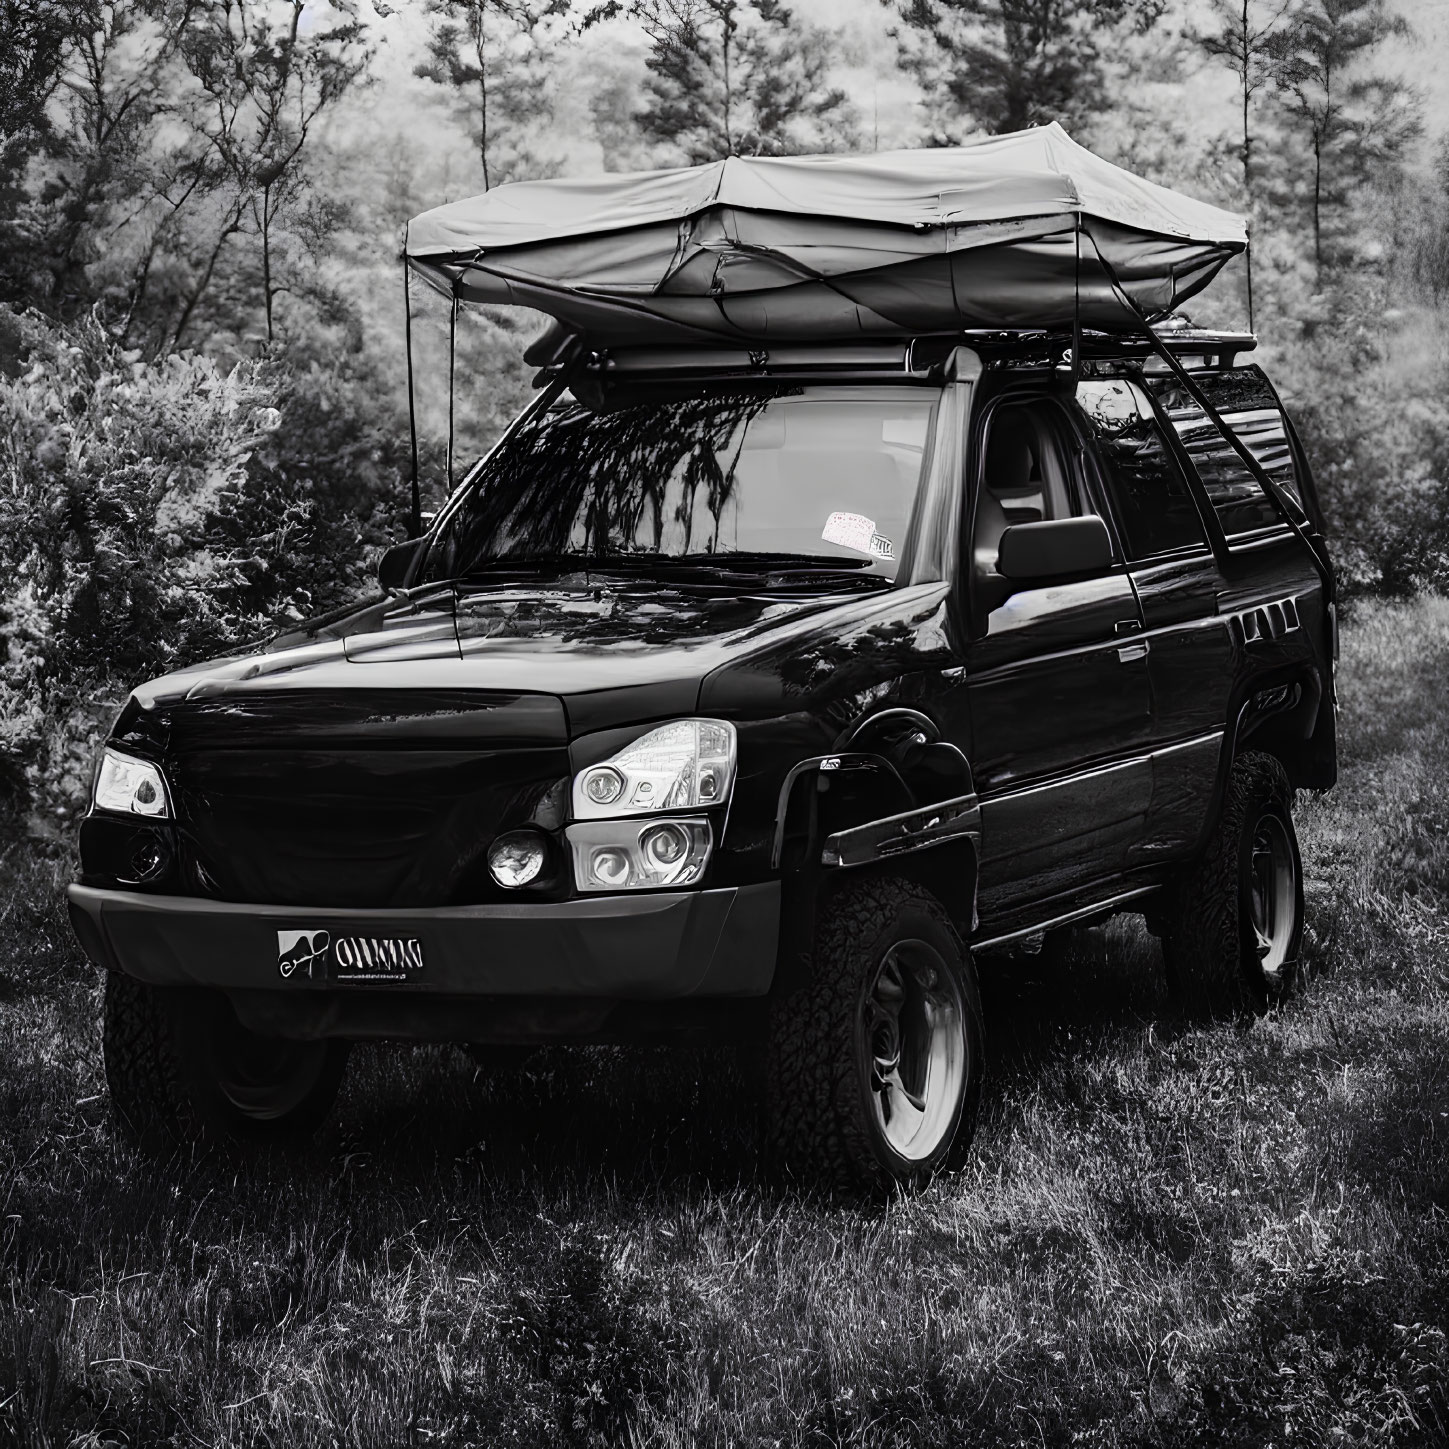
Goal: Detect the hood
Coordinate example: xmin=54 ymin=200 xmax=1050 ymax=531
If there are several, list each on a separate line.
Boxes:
xmin=127 ymin=577 xmax=873 ymax=736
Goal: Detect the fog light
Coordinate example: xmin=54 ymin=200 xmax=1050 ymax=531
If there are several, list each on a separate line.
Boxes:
xmin=130 ymin=840 xmax=164 ymax=879
xmin=590 ymin=847 xmax=631 ymax=888
xmin=640 ymin=822 xmax=688 ymax=869
xmin=487 ymin=831 xmax=547 ymax=889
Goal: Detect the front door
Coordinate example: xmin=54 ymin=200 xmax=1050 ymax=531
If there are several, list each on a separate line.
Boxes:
xmin=960 ymin=391 xmax=1154 ymax=928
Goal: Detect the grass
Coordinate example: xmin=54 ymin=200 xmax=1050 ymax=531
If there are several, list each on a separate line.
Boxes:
xmin=2 ymin=597 xmax=1448 ymax=1447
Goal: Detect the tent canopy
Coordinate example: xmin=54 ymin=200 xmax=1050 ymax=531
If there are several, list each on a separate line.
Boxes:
xmin=404 ymin=124 xmax=1247 ymax=347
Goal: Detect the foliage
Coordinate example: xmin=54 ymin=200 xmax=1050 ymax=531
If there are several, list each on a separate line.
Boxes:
xmin=600 ymin=0 xmax=855 ymax=163
xmin=888 ymin=0 xmax=1168 ymax=141
xmin=1266 ymin=0 xmax=1421 ymax=281
xmin=415 ymin=0 xmax=570 ymax=190
xmin=169 ymin=0 xmax=373 ymax=349
xmin=0 ymin=0 xmax=69 ymax=176
xmin=0 ymin=310 xmax=404 ymax=819
xmin=1 ymin=0 xmax=371 ymax=356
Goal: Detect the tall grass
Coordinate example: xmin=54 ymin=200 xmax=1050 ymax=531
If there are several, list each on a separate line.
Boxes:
xmin=1 ymin=599 xmax=1446 ymax=1446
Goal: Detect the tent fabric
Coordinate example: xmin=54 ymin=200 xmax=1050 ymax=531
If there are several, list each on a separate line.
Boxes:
xmin=404 ymin=124 xmax=1247 ymax=346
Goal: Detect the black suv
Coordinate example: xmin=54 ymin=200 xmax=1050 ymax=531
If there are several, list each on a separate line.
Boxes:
xmin=69 ymin=325 xmax=1335 ymax=1190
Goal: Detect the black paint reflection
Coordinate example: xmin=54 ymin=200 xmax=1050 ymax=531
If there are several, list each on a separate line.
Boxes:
xmin=422 ymin=385 xmax=940 ymax=583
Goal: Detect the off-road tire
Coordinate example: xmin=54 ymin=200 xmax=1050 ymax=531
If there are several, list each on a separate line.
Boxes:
xmin=1161 ymin=751 xmax=1304 ymax=1019
xmin=764 ymin=876 xmax=984 ymax=1194
xmin=104 ymin=973 xmax=349 ymax=1150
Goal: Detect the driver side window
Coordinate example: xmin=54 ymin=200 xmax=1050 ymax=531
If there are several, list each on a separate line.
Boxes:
xmin=972 ymin=399 xmax=1092 ymax=586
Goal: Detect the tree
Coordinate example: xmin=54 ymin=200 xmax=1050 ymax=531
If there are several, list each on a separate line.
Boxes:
xmin=1268 ymin=0 xmax=1420 ymax=281
xmin=600 ymin=0 xmax=854 ymax=164
xmin=175 ymin=0 xmax=372 ymax=348
xmin=0 ymin=0 xmax=70 ymax=174
xmin=415 ymin=0 xmax=568 ymax=190
xmin=888 ymin=0 xmax=1166 ymax=140
xmin=2 ymin=1 xmax=201 ymax=319
xmin=1193 ymin=0 xmax=1292 ymax=321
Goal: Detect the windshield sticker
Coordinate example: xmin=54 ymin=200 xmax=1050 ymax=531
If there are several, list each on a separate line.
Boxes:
xmin=870 ymin=533 xmax=895 ymax=560
xmin=822 ymin=511 xmax=877 ymax=554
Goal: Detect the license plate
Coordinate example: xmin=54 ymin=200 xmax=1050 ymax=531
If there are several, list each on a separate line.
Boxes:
xmin=276 ymin=929 xmax=424 ymax=983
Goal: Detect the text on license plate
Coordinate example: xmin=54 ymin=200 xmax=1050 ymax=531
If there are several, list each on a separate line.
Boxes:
xmin=276 ymin=929 xmax=424 ymax=983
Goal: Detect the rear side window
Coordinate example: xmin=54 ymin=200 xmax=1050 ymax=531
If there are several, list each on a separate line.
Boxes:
xmin=1075 ymin=379 xmax=1207 ymax=559
xmin=1147 ymin=367 xmax=1302 ymax=538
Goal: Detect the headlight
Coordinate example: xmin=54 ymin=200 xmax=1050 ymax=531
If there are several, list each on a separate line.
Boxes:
xmin=93 ymin=748 xmax=170 ymax=819
xmin=572 ymin=719 xmax=737 ymax=819
xmin=566 ymin=818 xmax=712 ymax=891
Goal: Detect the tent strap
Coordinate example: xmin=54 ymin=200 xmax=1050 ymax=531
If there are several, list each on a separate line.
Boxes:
xmin=447 ymin=287 xmax=459 ymax=495
xmin=403 ymin=232 xmax=422 ymax=539
xmin=1083 ymin=224 xmax=1334 ymax=610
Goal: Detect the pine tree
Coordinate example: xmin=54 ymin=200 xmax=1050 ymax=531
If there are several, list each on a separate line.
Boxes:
xmin=606 ymin=0 xmax=854 ymax=164
xmin=888 ymin=0 xmax=1166 ymax=140
xmin=1268 ymin=0 xmax=1420 ymax=282
xmin=1193 ymin=0 xmax=1293 ymax=322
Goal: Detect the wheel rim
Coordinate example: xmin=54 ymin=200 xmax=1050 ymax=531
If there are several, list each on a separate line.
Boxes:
xmin=212 ymin=1014 xmax=329 ymax=1122
xmin=1248 ymin=810 xmax=1298 ymax=986
xmin=859 ymin=939 xmax=967 ymax=1163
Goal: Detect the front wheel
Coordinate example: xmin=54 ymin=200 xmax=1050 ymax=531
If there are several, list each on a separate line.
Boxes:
xmin=1161 ymin=751 xmax=1304 ymax=1018
xmin=765 ymin=877 xmax=984 ymax=1193
xmin=104 ymin=973 xmax=349 ymax=1150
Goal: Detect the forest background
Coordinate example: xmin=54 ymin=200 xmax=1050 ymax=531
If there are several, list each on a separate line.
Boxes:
xmin=1 ymin=0 xmax=1447 ymax=827
xmin=3 ymin=7 xmax=1449 ymax=1442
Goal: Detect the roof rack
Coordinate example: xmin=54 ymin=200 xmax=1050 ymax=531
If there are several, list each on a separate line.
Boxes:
xmin=580 ymin=320 xmax=1256 ymax=388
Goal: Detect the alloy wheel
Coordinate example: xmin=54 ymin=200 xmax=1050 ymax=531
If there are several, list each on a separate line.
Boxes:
xmin=859 ymin=938 xmax=968 ymax=1163
xmin=1248 ymin=810 xmax=1299 ymax=993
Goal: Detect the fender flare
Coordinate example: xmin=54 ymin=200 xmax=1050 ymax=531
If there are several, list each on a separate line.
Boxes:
xmin=768 ymin=723 xmax=982 ymax=995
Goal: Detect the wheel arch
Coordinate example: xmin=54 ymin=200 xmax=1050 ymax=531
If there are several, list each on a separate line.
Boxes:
xmin=768 ymin=723 xmax=980 ymax=997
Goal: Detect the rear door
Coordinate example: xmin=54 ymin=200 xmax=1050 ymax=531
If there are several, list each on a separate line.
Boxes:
xmin=961 ymin=389 xmax=1154 ymax=925
xmin=1074 ymin=377 xmax=1233 ymax=867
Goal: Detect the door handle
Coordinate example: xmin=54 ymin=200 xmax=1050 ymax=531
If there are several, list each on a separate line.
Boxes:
xmin=1114 ymin=618 xmax=1142 ymax=636
xmin=1117 ymin=640 xmax=1148 ymax=663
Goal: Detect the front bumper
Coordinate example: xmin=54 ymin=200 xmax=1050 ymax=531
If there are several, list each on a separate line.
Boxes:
xmin=68 ymin=882 xmax=779 ymax=1004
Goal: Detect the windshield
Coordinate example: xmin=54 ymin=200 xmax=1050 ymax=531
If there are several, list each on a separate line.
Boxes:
xmin=420 ymin=384 xmax=941 ymax=585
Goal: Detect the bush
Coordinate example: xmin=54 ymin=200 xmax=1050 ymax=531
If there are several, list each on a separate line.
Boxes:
xmin=1269 ymin=285 xmax=1449 ymax=599
xmin=0 ymin=310 xmax=407 ymax=823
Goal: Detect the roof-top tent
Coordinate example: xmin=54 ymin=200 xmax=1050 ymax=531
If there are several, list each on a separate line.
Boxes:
xmin=403 ymin=123 xmax=1248 ymax=349
xmin=397 ymin=131 xmax=1333 ymax=604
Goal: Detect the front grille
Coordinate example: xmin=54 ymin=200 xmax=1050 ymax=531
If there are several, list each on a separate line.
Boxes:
xmin=159 ymin=690 xmax=569 ymax=908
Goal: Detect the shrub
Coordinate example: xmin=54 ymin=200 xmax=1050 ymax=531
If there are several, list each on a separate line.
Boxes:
xmin=1269 ymin=286 xmax=1449 ymax=599
xmin=0 ymin=310 xmax=407 ymax=824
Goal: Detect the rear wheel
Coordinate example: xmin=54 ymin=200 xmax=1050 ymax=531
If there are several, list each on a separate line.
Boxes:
xmin=1161 ymin=751 xmax=1303 ymax=1018
xmin=765 ymin=877 xmax=984 ymax=1193
xmin=104 ymin=973 xmax=348 ymax=1149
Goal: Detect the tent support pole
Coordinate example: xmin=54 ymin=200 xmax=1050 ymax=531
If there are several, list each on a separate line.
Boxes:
xmin=1083 ymin=226 xmax=1333 ymax=609
xmin=447 ymin=287 xmax=459 ymax=496
xmin=403 ymin=234 xmax=421 ymax=540
xmin=1072 ymin=211 xmax=1082 ymax=384
xmin=1245 ymin=221 xmax=1255 ymax=335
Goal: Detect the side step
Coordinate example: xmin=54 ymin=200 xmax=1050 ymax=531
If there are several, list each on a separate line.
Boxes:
xmin=971 ymin=884 xmax=1160 ymax=955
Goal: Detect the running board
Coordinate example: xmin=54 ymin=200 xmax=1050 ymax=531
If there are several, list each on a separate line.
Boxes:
xmin=971 ymin=884 xmax=1160 ymax=954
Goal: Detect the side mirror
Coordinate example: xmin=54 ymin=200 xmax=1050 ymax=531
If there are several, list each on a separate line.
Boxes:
xmin=378 ymin=535 xmax=426 ymax=592
xmin=996 ymin=515 xmax=1112 ymax=585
